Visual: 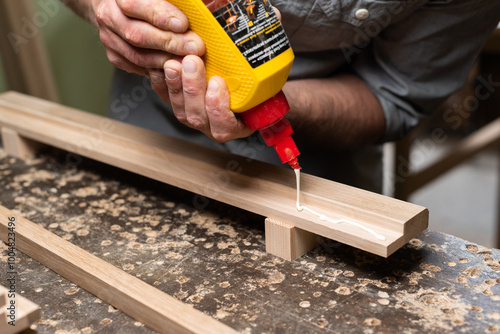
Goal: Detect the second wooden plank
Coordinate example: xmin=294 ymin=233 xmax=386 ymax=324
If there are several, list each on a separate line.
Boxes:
xmin=0 ymin=206 xmax=236 ymax=334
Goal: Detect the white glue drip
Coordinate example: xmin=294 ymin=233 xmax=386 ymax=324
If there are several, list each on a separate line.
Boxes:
xmin=294 ymin=169 xmax=386 ymax=241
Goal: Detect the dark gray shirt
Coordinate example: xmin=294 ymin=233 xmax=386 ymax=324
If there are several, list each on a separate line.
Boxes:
xmin=279 ymin=0 xmax=500 ymax=141
xmin=109 ymin=0 xmax=500 ymax=193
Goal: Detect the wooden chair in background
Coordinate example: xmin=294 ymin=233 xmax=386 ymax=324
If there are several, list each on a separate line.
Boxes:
xmin=0 ymin=0 xmax=59 ymax=102
xmin=393 ymin=27 xmax=500 ymax=247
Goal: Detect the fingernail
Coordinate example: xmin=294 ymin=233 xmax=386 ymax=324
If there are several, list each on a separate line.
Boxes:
xmin=183 ymin=59 xmax=197 ymax=74
xmin=169 ymin=17 xmax=183 ymax=32
xmin=149 ymin=71 xmax=163 ymax=84
xmin=185 ymin=41 xmax=199 ymax=55
xmin=165 ymin=68 xmax=179 ymax=81
xmin=207 ymin=79 xmax=219 ymax=95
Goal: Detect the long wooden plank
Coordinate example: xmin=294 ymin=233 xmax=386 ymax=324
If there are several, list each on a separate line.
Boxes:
xmin=0 ymin=206 xmax=236 ymax=334
xmin=0 ymin=91 xmax=428 ymax=257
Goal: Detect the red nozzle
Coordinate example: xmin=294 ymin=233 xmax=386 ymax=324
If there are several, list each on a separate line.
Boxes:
xmin=241 ymin=91 xmax=301 ymax=169
xmin=270 ymin=133 xmax=301 ymax=169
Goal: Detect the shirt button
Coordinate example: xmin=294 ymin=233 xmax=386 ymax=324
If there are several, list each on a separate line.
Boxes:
xmin=355 ymin=8 xmax=370 ymax=20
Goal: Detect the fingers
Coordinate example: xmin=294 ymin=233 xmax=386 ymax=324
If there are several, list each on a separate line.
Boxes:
xmin=205 ymin=77 xmax=254 ymax=142
xmin=165 ymin=56 xmax=253 ymax=143
xmin=165 ymin=56 xmax=209 ymax=129
xmin=100 ymin=27 xmax=174 ymax=70
xmin=182 ymin=56 xmax=209 ymax=131
xmin=116 ymin=0 xmax=188 ymax=32
xmin=99 ymin=0 xmax=205 ymax=56
xmin=105 ymin=48 xmax=148 ymax=76
xmin=94 ymin=0 xmax=206 ymax=105
xmin=102 ymin=29 xmax=173 ymax=106
xmin=164 ymin=59 xmax=186 ymax=122
xmin=148 ymin=69 xmax=171 ymax=105
xmin=118 ymin=19 xmax=203 ymax=55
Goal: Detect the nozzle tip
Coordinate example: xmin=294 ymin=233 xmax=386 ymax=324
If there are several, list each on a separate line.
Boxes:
xmin=288 ymin=157 xmax=300 ymax=170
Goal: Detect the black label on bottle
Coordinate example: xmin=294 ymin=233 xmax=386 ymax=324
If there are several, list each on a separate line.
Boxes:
xmin=212 ymin=0 xmax=290 ymax=68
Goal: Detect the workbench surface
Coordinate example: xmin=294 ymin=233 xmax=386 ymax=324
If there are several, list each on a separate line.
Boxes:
xmin=1 ymin=147 xmax=499 ymax=333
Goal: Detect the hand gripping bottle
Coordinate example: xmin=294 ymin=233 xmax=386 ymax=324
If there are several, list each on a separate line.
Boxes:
xmin=168 ymin=0 xmax=300 ymax=169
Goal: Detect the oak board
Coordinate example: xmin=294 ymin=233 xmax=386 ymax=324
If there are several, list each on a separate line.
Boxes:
xmin=0 ymin=92 xmax=428 ymax=257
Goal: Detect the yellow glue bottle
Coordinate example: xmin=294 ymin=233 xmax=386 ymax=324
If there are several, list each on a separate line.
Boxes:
xmin=168 ymin=0 xmax=301 ymax=169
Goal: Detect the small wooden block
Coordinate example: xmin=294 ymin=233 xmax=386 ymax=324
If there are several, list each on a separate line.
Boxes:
xmin=265 ymin=218 xmax=319 ymax=261
xmin=0 ymin=286 xmax=6 ymax=308
xmin=0 ymin=285 xmax=41 ymax=334
xmin=1 ymin=128 xmax=41 ymax=159
xmin=0 ymin=286 xmax=6 ymax=324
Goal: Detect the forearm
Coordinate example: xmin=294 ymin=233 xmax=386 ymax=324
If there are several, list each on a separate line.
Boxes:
xmin=60 ymin=0 xmax=99 ymax=27
xmin=283 ymin=74 xmax=386 ymax=150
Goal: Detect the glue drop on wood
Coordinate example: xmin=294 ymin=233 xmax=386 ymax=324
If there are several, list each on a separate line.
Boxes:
xmin=168 ymin=0 xmax=301 ymax=169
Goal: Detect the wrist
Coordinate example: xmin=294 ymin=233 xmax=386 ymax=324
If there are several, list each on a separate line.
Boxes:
xmin=88 ymin=0 xmax=103 ymax=27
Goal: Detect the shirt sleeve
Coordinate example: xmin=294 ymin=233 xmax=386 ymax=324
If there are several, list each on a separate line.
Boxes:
xmin=351 ymin=0 xmax=500 ymax=142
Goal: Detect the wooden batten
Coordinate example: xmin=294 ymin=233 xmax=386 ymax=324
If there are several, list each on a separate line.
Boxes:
xmin=0 ymin=285 xmax=41 ymax=334
xmin=0 ymin=206 xmax=236 ymax=334
xmin=0 ymin=92 xmax=428 ymax=257
xmin=1 ymin=127 xmax=41 ymax=159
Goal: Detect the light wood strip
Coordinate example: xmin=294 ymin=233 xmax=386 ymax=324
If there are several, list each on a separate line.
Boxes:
xmin=0 ymin=285 xmax=41 ymax=334
xmin=1 ymin=127 xmax=41 ymax=159
xmin=0 ymin=92 xmax=428 ymax=256
xmin=0 ymin=206 xmax=236 ymax=334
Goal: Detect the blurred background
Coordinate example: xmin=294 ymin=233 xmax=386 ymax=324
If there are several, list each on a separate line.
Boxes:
xmin=1 ymin=0 xmax=499 ymax=248
xmin=0 ymin=0 xmax=113 ymax=115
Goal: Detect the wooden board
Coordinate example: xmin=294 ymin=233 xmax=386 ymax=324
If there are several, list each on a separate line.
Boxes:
xmin=0 ymin=285 xmax=41 ymax=334
xmin=0 ymin=127 xmax=42 ymax=159
xmin=0 ymin=286 xmax=5 ymax=325
xmin=0 ymin=91 xmax=428 ymax=257
xmin=265 ymin=218 xmax=319 ymax=261
xmin=0 ymin=206 xmax=236 ymax=334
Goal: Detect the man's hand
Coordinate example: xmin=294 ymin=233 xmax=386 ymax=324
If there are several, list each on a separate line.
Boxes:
xmin=157 ymin=6 xmax=282 ymax=142
xmin=163 ymin=55 xmax=253 ymax=142
xmin=64 ymin=0 xmax=262 ymax=142
xmin=93 ymin=0 xmax=252 ymax=142
xmin=92 ymin=0 xmax=205 ymax=100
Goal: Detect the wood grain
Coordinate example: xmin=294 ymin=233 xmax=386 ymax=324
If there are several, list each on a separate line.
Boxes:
xmin=0 ymin=286 xmax=6 ymax=325
xmin=265 ymin=218 xmax=319 ymax=260
xmin=0 ymin=285 xmax=41 ymax=334
xmin=0 ymin=92 xmax=428 ymax=257
xmin=0 ymin=206 xmax=236 ymax=334
xmin=0 ymin=0 xmax=58 ymax=101
xmin=1 ymin=127 xmax=41 ymax=159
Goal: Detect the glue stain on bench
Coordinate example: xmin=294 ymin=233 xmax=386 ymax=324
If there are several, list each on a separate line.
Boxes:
xmin=294 ymin=169 xmax=386 ymax=241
